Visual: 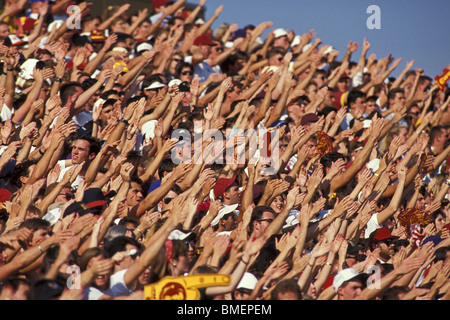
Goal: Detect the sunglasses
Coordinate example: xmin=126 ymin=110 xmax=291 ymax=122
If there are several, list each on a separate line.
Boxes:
xmin=257 ymin=218 xmax=274 ymax=223
xmin=181 ymin=70 xmax=193 ymax=76
xmin=173 ymin=58 xmax=183 ymax=62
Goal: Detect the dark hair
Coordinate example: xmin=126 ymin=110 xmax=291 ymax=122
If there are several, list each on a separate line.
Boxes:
xmin=158 ymin=158 xmax=176 ymax=179
xmin=10 ymin=159 xmax=39 ymax=188
xmin=104 ymin=235 xmax=143 ymax=258
xmin=270 ymin=278 xmax=302 ymax=300
xmin=347 ymin=89 xmax=366 ymax=107
xmin=75 ymin=135 xmax=102 ymax=155
xmin=249 ymin=205 xmax=276 ymax=233
xmin=59 ymin=81 xmax=82 ymax=106
xmin=320 ymin=152 xmax=346 ymax=175
xmin=19 ymin=218 xmax=50 ymax=232
xmin=380 ymin=285 xmax=410 ymax=300
xmin=387 ymin=88 xmax=404 ymax=101
xmin=175 ymin=62 xmax=194 ymax=78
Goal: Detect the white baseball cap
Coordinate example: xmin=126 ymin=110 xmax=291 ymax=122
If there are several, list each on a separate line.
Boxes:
xmin=332 ymin=268 xmax=369 ymax=292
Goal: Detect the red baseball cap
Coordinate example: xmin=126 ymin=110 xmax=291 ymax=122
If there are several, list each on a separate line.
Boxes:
xmin=194 ymin=34 xmax=216 ymax=46
xmin=213 ymin=175 xmax=237 ymax=198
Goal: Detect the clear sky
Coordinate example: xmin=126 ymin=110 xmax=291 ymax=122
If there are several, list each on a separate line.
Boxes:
xmin=199 ymin=0 xmax=449 ymax=80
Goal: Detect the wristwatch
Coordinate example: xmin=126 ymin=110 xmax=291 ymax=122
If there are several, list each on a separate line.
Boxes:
xmin=54 ymin=77 xmax=62 ymax=82
xmin=120 ymin=117 xmax=129 ymax=125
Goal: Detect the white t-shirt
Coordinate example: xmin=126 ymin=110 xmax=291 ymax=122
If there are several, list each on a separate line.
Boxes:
xmin=364 ymin=212 xmax=381 ymax=239
xmin=54 ymin=159 xmax=84 ymax=189
xmin=83 ymin=269 xmax=133 ymax=300
xmin=0 ymin=104 xmax=14 ymax=122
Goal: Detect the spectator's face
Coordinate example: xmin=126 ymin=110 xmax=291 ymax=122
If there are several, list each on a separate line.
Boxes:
xmin=273 ymin=36 xmax=289 ymax=48
xmin=170 ymin=55 xmax=183 ymax=71
xmin=9 ymin=283 xmax=30 ymax=300
xmin=88 ymin=255 xmax=111 ymax=289
xmin=223 ymin=185 xmax=241 ymax=205
xmin=56 ymin=187 xmax=74 ymax=203
xmin=126 ymin=182 xmax=144 ymax=207
xmin=179 ymin=67 xmax=193 ymax=82
xmin=220 ymin=212 xmax=238 ymax=231
xmin=138 ymin=21 xmax=152 ymax=36
xmin=313 ymin=73 xmax=326 ymax=87
xmin=99 ymin=105 xmax=114 ymax=123
xmin=306 ymin=84 xmax=317 ymax=101
xmin=365 ymin=100 xmax=377 ymax=115
xmin=408 ymin=106 xmax=420 ymax=122
xmin=83 ymin=18 xmax=101 ymax=33
xmin=351 ymin=97 xmax=366 ymax=114
xmin=338 ymin=280 xmax=363 ymax=300
xmin=121 ymin=244 xmax=139 ymax=269
xmin=270 ymin=195 xmax=285 ymax=214
xmin=323 ymin=90 xmax=335 ymax=107
xmin=391 ymin=92 xmax=406 ymax=106
xmin=434 ymin=213 xmax=446 ymax=232
xmin=0 ymin=24 xmax=10 ymax=38
xmin=416 ymin=193 xmax=426 ymax=209
xmin=268 ymin=53 xmax=284 ymax=66
xmin=111 ymin=19 xmax=127 ymax=33
xmin=253 ymin=211 xmax=275 ymax=237
xmin=71 ymin=139 xmax=92 ymax=164
xmin=31 ymin=228 xmax=50 ymax=247
xmin=209 ymin=43 xmax=223 ymax=58
xmin=159 ymin=190 xmax=178 ymax=211
xmin=336 ymin=78 xmax=350 ymax=92
xmin=170 ymin=254 xmax=189 ymax=277
xmin=287 ymin=102 xmax=305 ymax=119
xmin=394 ymin=127 xmax=408 ymax=144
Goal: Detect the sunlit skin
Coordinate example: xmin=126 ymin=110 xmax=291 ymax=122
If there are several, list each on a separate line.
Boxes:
xmin=337 ymin=280 xmax=363 ymax=300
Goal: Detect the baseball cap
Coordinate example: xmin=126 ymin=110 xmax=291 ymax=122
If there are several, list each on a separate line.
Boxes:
xmin=8 ymin=34 xmax=27 ymax=46
xmin=168 ymin=229 xmax=196 ymax=241
xmin=332 ymin=268 xmax=369 ymax=292
xmin=236 ymin=272 xmax=258 ymax=291
xmin=90 ymin=29 xmax=106 ymax=42
xmin=372 ymin=227 xmax=397 ymax=242
xmin=144 ymin=81 xmax=166 ymax=90
xmin=300 ymin=113 xmax=319 ymax=126
xmin=178 ymin=81 xmax=191 ymax=92
xmin=210 ymin=204 xmax=239 ymax=226
xmin=136 ymin=42 xmax=153 ymax=53
xmin=213 ymin=175 xmax=236 ymax=198
xmin=194 ymin=34 xmax=216 ymax=46
xmin=273 ymin=28 xmax=288 ymax=38
xmin=152 ymin=0 xmax=169 ymax=10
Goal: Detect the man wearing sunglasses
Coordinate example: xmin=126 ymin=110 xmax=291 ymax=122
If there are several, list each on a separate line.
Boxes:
xmin=367 ymin=227 xmax=399 ymax=264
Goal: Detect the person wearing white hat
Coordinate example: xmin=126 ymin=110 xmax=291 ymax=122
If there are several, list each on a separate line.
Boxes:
xmin=332 ymin=268 xmax=369 ymax=300
xmin=272 ymin=28 xmax=290 ymax=51
xmin=233 ymin=272 xmax=258 ymax=300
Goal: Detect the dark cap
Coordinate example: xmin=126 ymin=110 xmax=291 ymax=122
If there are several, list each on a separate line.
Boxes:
xmin=178 ymin=81 xmax=191 ymax=92
xmin=300 ymin=113 xmax=319 ymax=126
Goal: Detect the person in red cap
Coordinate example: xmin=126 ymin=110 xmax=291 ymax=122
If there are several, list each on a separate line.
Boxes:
xmin=367 ymin=227 xmax=399 ymax=263
xmin=213 ymin=175 xmax=241 ymax=207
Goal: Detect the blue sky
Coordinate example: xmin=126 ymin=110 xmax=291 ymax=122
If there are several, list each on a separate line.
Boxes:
xmin=199 ymin=0 xmax=449 ymax=80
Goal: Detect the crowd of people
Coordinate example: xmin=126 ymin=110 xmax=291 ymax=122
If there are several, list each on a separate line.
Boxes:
xmin=0 ymin=0 xmax=448 ymax=301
